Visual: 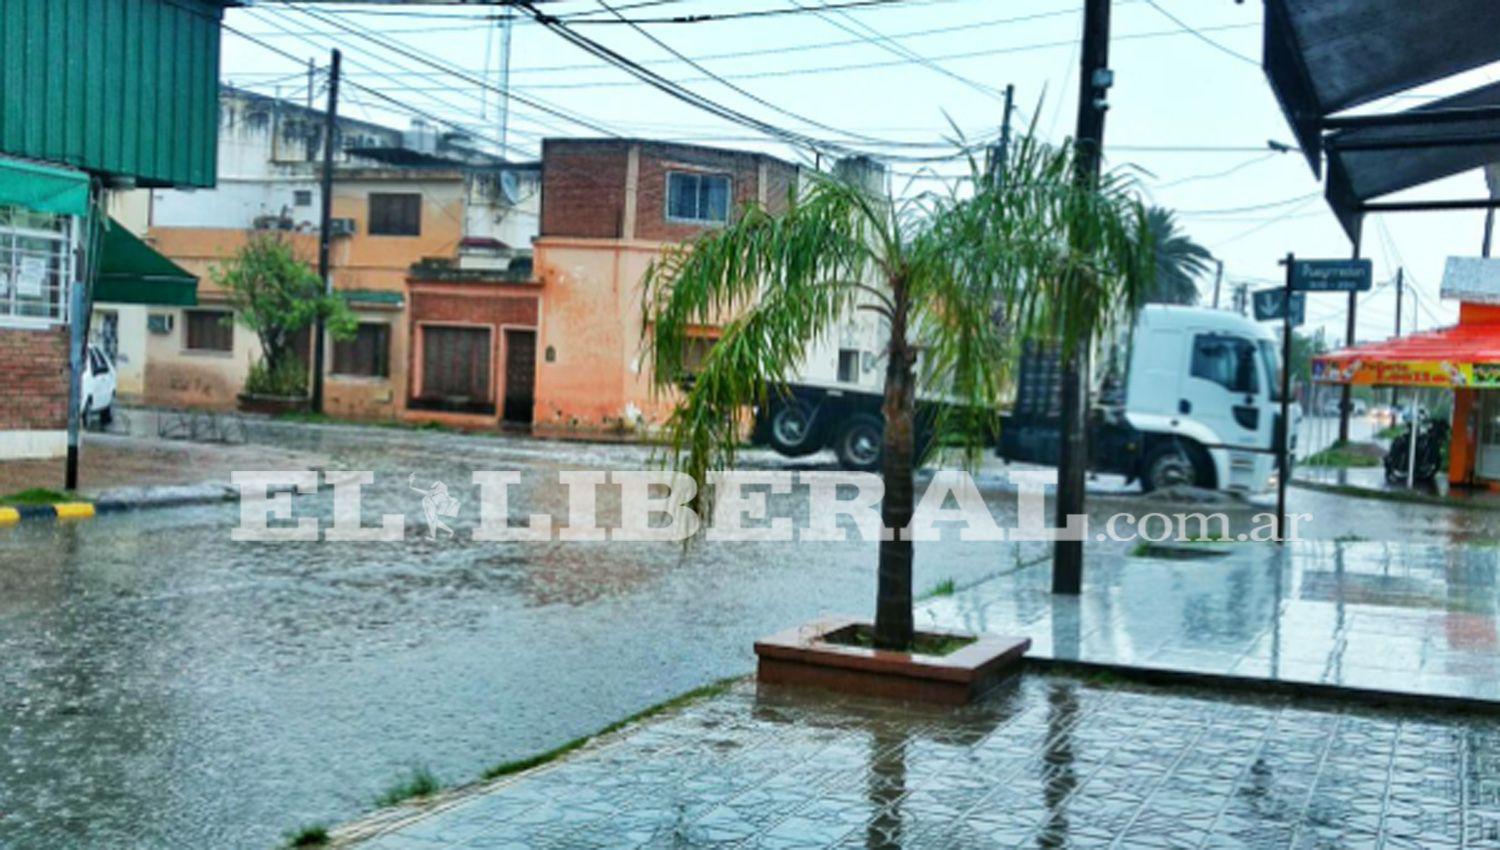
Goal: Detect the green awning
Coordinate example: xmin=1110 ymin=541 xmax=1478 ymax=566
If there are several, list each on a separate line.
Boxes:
xmin=94 ymin=218 xmax=198 ymax=306
xmin=0 ymin=156 xmax=89 ymax=216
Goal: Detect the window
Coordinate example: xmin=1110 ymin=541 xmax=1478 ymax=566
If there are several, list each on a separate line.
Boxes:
xmin=838 ymin=349 xmax=861 ymax=383
xmin=293 ymin=190 xmax=313 ymax=207
xmin=0 ymin=205 xmax=74 ymax=326
xmin=666 ymin=172 xmax=731 ymax=224
xmin=1258 ymin=340 xmax=1284 ymax=401
xmin=184 ymin=309 xmax=233 ymax=352
xmin=368 ymin=193 xmax=421 ymax=236
xmin=332 ymin=323 xmax=391 ymax=378
xmin=679 ymin=336 xmax=717 ymax=377
xmin=1191 ymin=334 xmax=1258 ymax=394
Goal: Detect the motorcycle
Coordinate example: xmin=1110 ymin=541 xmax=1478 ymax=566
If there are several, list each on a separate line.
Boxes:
xmin=1384 ymin=416 xmax=1449 ymax=484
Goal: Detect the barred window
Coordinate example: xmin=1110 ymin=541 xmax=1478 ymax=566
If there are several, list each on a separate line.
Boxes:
xmin=332 ymin=322 xmax=390 ymax=377
xmin=184 ymin=309 xmax=233 ymax=352
xmin=0 ymin=206 xmax=74 ymax=326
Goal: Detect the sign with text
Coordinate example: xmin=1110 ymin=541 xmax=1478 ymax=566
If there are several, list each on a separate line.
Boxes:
xmin=1290 ymin=258 xmax=1373 ymax=292
xmin=1253 ymin=288 xmax=1305 ymax=325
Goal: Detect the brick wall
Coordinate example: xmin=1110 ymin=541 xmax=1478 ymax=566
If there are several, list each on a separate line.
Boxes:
xmin=540 ymin=139 xmax=631 ymax=239
xmin=0 ymin=326 xmax=70 ymax=431
xmin=409 ymin=290 xmax=538 ymax=327
xmin=540 ymin=139 xmax=799 ymax=242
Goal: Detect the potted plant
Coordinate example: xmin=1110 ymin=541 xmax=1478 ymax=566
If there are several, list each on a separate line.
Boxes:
xmin=642 ymin=135 xmax=1152 ymax=702
xmin=216 ymin=232 xmax=356 ymax=415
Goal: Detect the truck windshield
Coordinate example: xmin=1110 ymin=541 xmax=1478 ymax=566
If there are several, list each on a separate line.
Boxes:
xmin=1259 ymin=340 xmax=1284 ymax=401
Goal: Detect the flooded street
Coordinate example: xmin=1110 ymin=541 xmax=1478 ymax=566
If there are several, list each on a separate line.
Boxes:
xmin=1 ymin=422 xmax=1496 ymax=849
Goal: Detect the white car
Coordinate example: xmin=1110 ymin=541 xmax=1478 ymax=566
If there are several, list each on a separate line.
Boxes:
xmin=82 ymin=344 xmax=117 ymax=426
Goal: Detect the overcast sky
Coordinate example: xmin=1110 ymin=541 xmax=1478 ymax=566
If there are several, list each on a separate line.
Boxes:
xmin=222 ymin=0 xmax=1500 ymax=345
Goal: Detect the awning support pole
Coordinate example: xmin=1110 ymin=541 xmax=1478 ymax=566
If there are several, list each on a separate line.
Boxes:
xmin=1407 ymin=394 xmax=1419 ymax=488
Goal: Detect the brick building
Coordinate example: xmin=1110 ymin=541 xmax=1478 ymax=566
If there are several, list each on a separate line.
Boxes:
xmin=528 ymin=139 xmax=800 ymax=436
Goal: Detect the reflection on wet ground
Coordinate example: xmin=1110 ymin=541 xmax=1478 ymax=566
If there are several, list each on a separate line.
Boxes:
xmin=354 ymin=673 xmax=1500 ymax=849
xmin=929 ymin=540 xmax=1500 ymax=702
xmin=1 ymin=420 xmax=1498 ymax=848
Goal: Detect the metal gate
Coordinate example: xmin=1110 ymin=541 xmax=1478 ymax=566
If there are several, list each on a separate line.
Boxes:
xmin=421 ymin=325 xmax=493 ymax=413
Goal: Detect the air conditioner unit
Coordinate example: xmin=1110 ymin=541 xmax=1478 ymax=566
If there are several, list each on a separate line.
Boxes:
xmin=329 ymin=218 xmax=357 ymax=238
xmin=147 ymin=313 xmax=174 ymax=335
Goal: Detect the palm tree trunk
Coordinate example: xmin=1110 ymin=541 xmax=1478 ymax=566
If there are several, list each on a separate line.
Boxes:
xmin=874 ymin=278 xmax=915 ymax=651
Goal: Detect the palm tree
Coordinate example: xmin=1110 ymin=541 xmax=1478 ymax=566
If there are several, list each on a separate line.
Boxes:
xmin=1142 ymin=206 xmax=1213 ymax=305
xmin=643 ymin=134 xmax=1153 ymax=651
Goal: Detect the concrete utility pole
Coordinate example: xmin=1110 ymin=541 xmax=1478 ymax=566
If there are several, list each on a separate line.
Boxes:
xmin=311 ymin=49 xmax=341 ymax=415
xmin=1337 ymin=229 xmax=1362 ymax=443
xmin=1391 ymin=268 xmax=1403 ymax=406
xmin=1211 ymin=259 xmax=1224 ymax=309
xmin=1054 ymin=0 xmax=1111 ymax=596
xmin=997 ymin=83 xmax=1015 ymax=186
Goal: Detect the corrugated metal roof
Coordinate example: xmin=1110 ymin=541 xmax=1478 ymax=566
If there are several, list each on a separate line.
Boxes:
xmin=0 ymin=0 xmax=227 ymax=188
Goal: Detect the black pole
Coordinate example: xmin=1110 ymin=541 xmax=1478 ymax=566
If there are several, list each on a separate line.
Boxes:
xmin=1053 ymin=0 xmax=1110 ymax=596
xmin=312 ymin=49 xmax=341 ymax=414
xmin=1277 ymin=253 xmax=1294 ymax=543
xmin=1212 ymin=259 xmax=1223 ymax=309
xmin=1337 ymin=228 xmax=1362 ymax=443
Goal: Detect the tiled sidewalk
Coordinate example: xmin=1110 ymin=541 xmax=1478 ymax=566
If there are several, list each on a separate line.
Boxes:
xmin=349 ymin=674 xmax=1500 ymax=849
xmin=924 ymin=541 xmax=1500 ymax=704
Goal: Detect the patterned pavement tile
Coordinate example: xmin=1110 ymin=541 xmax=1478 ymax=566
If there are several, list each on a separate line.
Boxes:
xmin=351 ymin=673 xmax=1500 ymax=849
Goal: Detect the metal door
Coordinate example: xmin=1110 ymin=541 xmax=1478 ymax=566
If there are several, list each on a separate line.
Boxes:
xmin=502 ymin=329 xmax=536 ymax=424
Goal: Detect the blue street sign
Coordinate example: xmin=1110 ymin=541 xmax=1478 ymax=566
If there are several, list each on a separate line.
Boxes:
xmin=1290 ymin=258 xmax=1373 ymax=292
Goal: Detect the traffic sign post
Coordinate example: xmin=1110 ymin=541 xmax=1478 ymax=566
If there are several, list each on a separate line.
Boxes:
xmin=1276 ymin=254 xmax=1295 ymax=544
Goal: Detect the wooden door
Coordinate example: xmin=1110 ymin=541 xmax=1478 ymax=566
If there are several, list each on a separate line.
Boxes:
xmin=502 ymin=329 xmax=536 ymax=424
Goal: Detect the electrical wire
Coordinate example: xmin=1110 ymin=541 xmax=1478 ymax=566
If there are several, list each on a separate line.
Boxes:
xmin=1140 ymin=0 xmax=1258 ymax=66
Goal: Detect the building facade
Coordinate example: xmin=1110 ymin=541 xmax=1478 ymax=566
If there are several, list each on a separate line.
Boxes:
xmin=133 ymin=89 xmax=540 ymax=421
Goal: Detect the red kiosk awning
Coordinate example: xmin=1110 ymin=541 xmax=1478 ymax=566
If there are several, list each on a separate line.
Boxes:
xmin=1313 ymin=324 xmax=1500 ymax=387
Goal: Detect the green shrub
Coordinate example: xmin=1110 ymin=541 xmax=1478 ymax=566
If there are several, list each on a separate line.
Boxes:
xmin=244 ymin=357 xmax=310 ymax=398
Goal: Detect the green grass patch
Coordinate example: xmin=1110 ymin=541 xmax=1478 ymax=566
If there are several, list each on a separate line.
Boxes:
xmin=284 ymin=824 xmax=330 ymax=848
xmin=375 ymin=767 xmax=441 ymax=807
xmin=1304 ymin=441 xmax=1383 ymax=468
xmin=0 ymin=488 xmax=70 ymax=506
xmin=919 ymin=577 xmax=957 ymax=599
xmin=1376 ymin=424 xmax=1405 ymax=440
xmin=481 ymin=677 xmax=742 ymax=781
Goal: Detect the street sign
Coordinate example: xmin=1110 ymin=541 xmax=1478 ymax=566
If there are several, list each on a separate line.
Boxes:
xmin=1252 ymin=288 xmax=1305 ymax=325
xmin=1290 ymin=258 xmax=1373 ymax=292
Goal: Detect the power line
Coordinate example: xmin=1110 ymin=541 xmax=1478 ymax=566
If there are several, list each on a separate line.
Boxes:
xmin=1140 ymin=0 xmax=1258 ymax=66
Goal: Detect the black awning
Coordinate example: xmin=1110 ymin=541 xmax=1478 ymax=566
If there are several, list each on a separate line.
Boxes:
xmin=1263 ymin=0 xmax=1500 ymax=176
xmin=1324 ymin=80 xmax=1500 ymax=240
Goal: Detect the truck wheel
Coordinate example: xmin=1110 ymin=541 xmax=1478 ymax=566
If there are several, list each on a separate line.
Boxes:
xmin=1141 ymin=443 xmax=1204 ymax=492
xmin=835 ymin=415 xmax=884 ymax=472
xmin=768 ymin=402 xmax=822 ymax=457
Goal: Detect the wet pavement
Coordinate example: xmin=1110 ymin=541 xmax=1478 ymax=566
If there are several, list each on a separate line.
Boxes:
xmin=349 ymin=673 xmax=1500 ymax=849
xmin=2 ymin=419 xmax=1499 ymax=849
xmin=927 ymin=541 xmax=1500 ymax=703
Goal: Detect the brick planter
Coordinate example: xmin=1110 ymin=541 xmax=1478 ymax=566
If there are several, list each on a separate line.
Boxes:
xmin=754 ymin=617 xmax=1030 ymax=705
xmin=236 ymin=393 xmax=309 ymax=416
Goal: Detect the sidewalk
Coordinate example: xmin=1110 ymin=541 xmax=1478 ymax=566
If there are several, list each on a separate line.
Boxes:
xmin=926 ymin=540 xmax=1500 ymax=704
xmin=335 ymin=541 xmax=1500 ymax=849
xmin=341 ymin=673 xmax=1500 ymax=849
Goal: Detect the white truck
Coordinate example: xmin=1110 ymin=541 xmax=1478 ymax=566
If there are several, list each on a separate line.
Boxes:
xmin=752 ymin=305 xmax=1290 ymax=493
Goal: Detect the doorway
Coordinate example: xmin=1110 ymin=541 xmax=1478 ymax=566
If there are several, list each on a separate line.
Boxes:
xmin=502 ymin=328 xmax=536 ymax=425
xmin=417 ymin=325 xmax=494 ymax=414
xmin=1479 ymin=392 xmax=1500 ymax=480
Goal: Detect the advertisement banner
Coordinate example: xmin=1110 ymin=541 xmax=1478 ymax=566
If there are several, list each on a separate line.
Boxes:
xmin=1313 ymin=358 xmax=1500 ymax=388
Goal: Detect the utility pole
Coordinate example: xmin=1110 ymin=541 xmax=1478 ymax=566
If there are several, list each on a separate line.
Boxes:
xmin=498 ymin=12 xmax=515 ymax=156
xmin=1337 ymin=229 xmax=1362 ymax=443
xmin=311 ymin=49 xmax=340 ymax=415
xmin=1391 ymin=268 xmax=1403 ymax=406
xmin=1053 ymin=0 xmax=1111 ymax=596
xmin=997 ymin=83 xmax=1015 ymax=186
xmin=1211 ymin=259 xmax=1224 ymax=309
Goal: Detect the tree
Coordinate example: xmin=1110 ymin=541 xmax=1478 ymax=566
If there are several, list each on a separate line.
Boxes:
xmin=643 ymin=134 xmax=1153 ymax=650
xmin=1142 ymin=207 xmax=1213 ymax=305
xmin=214 ymin=232 xmax=355 ymax=397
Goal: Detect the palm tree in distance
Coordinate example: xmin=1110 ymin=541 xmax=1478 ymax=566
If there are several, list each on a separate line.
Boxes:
xmin=642 ymin=133 xmax=1154 ymax=651
xmin=1142 ymin=206 xmax=1213 ymax=305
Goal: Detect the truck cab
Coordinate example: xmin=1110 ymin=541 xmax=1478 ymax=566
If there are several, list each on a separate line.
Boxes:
xmin=1121 ymin=306 xmax=1286 ymax=493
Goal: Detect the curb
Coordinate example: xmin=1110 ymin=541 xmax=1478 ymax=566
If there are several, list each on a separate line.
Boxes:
xmin=1291 ymin=477 xmax=1500 ymax=512
xmin=0 ymin=502 xmax=96 ymax=525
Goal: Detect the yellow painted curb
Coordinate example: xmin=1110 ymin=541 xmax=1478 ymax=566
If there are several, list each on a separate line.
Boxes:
xmin=0 ymin=507 xmax=18 ymax=525
xmin=53 ymin=502 xmax=96 ymax=520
